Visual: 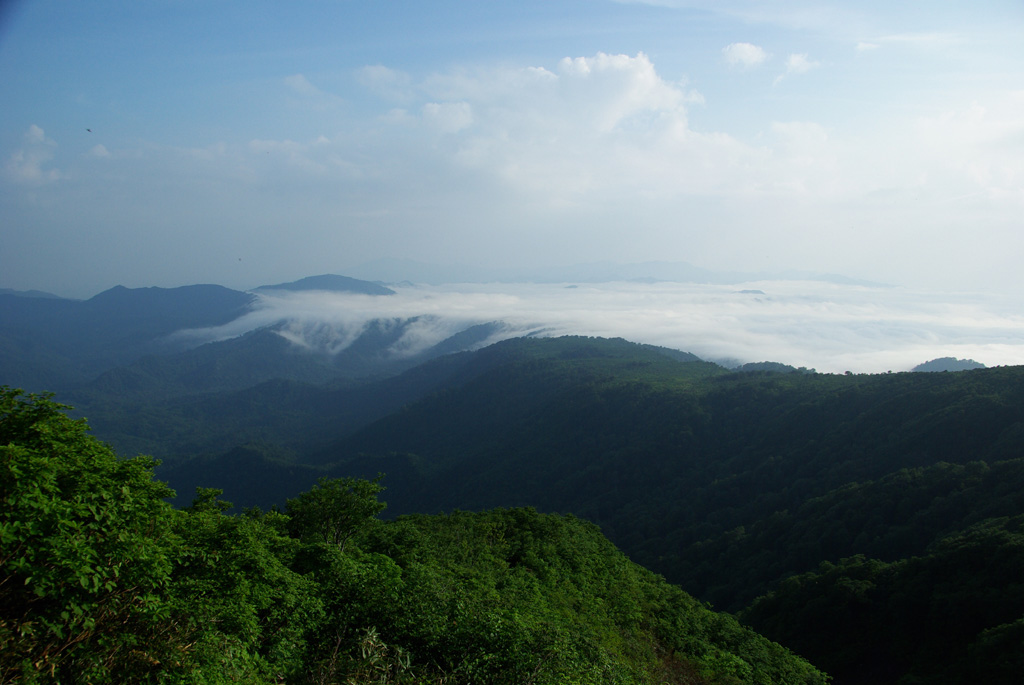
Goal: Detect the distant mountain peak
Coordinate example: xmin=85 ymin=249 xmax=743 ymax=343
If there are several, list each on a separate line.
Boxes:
xmin=254 ymin=274 xmax=394 ymax=296
xmin=0 ymin=288 xmax=65 ymax=299
xmin=912 ymin=357 xmax=986 ymax=372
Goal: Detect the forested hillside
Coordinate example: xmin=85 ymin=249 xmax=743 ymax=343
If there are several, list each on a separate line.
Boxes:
xmin=0 ymin=285 xmax=254 ymax=389
xmin=0 ymin=388 xmax=825 ymax=684
xmin=5 ymin=323 xmax=1024 ymax=683
xmin=163 ymin=335 xmax=1022 ymax=685
xmin=328 ymin=341 xmax=1022 ymax=684
xmin=0 ymin=282 xmax=501 ymax=412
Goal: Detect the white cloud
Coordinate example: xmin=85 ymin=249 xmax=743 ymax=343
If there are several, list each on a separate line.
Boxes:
xmin=774 ymin=53 xmax=820 ymax=85
xmin=284 ymin=73 xmax=321 ymax=96
xmin=554 ymin=52 xmax=687 ymax=131
xmin=331 ymin=55 xmax=1020 ymax=220
xmin=856 ymin=41 xmax=880 ymax=52
xmin=20 ymin=53 xmax=745 ymax=217
xmin=14 ymin=51 xmax=1018 ymax=297
xmin=282 ymin=73 xmax=346 ymax=113
xmin=245 ymin=136 xmax=361 ymax=178
xmin=786 ymin=53 xmax=818 ymax=74
xmin=89 ymin=144 xmax=110 ymax=158
xmin=26 ymin=124 xmax=46 ymax=143
xmin=768 ymin=121 xmax=838 ymax=192
xmin=681 ymin=86 xmax=705 ymax=106
xmin=358 ymin=64 xmax=415 ymax=103
xmin=174 ymin=281 xmax=1024 ymax=374
xmin=722 ymin=42 xmax=769 ymax=68
xmin=422 ymin=101 xmax=474 ymax=134
xmin=386 ymin=52 xmax=759 ymax=201
xmin=4 ymin=124 xmax=61 ymax=183
xmin=914 ymin=93 xmax=1024 ymax=201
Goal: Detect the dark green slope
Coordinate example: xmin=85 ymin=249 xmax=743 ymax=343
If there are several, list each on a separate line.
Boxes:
xmin=324 ymin=349 xmax=1024 ymax=589
xmin=22 ymin=331 xmax=1021 ymax=684
xmin=151 ymin=336 xmax=712 ymax=495
xmin=2 ymin=387 xmax=827 ymax=684
xmin=0 ymin=279 xmax=500 ymax=406
xmin=71 ymin=318 xmax=503 ymax=407
xmin=79 ymin=327 xmax=339 ymax=399
xmin=741 ymin=514 xmax=1024 ymax=684
xmin=320 ymin=335 xmax=718 ymax=467
xmin=148 ymin=336 xmax=1024 ymax=607
xmin=0 ymin=285 xmax=254 ymax=389
xmin=66 ymin=321 xmax=511 ymax=461
xmin=0 ymin=294 xmax=86 ymax=389
xmin=295 ymin=338 xmax=1024 ymax=683
xmin=350 ymin=507 xmax=828 ymax=684
xmin=321 ymin=348 xmax=1024 ymax=511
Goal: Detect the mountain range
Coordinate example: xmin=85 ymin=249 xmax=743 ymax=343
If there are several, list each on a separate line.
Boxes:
xmin=2 ymin=273 xmax=1020 ymax=684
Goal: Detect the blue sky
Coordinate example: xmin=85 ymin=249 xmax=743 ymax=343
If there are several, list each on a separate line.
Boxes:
xmin=2 ymin=0 xmax=1023 ymax=298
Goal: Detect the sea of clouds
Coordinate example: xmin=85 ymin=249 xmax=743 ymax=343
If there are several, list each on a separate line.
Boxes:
xmin=174 ymin=280 xmax=1024 ymax=375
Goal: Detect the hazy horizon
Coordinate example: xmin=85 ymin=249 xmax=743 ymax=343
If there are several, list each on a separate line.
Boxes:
xmin=2 ymin=1 xmax=1023 ymax=299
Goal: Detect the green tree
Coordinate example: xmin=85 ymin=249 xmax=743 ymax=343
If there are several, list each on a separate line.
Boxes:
xmin=286 ymin=475 xmax=386 ymax=552
xmin=168 ymin=491 xmax=324 ymax=683
xmin=0 ymin=387 xmax=182 ymax=682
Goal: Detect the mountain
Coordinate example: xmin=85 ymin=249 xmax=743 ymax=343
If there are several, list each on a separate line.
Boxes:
xmin=81 ymin=327 xmax=340 ymax=399
xmin=79 ymin=319 xmax=507 ymax=403
xmin=84 ymin=283 xmax=254 ymax=326
xmin=300 ymin=340 xmax=1020 ymax=685
xmin=149 ymin=337 xmax=703 ymax=491
xmin=913 ymin=356 xmax=987 ymax=372
xmin=0 ymin=288 xmax=64 ymax=299
xmin=1 ymin=277 xmax=522 ymax=402
xmin=734 ymin=361 xmax=814 ymax=373
xmin=356 ymin=349 xmax=1017 ymax=579
xmin=254 ymin=273 xmax=395 ymax=295
xmin=6 ymin=305 xmax=1024 ymax=683
xmin=72 ymin=321 xmax=517 ymax=460
xmin=0 ymin=285 xmax=254 ymax=390
xmin=0 ymin=278 xmax=548 ymax=463
xmin=148 ymin=335 xmax=1024 ymax=685
xmin=2 ymin=386 xmax=828 ymax=684
xmin=5 ymin=276 xmax=1023 ymax=683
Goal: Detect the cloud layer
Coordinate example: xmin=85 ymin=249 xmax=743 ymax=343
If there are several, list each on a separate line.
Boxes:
xmin=176 ymin=281 xmax=1024 ymax=375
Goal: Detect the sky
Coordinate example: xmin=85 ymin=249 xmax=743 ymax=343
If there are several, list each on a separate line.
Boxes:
xmin=1 ymin=0 xmax=1023 ymax=299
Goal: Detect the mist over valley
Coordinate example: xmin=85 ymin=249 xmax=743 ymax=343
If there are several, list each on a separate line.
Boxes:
xmin=201 ymin=276 xmax=1021 ymax=375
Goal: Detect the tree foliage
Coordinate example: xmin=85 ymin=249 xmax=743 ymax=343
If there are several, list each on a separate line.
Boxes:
xmin=0 ymin=388 xmax=180 ymax=682
xmin=1 ymin=386 xmax=826 ymax=684
xmin=286 ymin=475 xmax=386 ymax=551
xmin=741 ymin=515 xmax=1024 ymax=684
xmin=291 ymin=339 xmax=1024 ymax=684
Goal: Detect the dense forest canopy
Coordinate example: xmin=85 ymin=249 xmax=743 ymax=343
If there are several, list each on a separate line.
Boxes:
xmin=4 ymin=323 xmax=1024 ymax=683
xmin=1 ymin=387 xmax=826 ymax=684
